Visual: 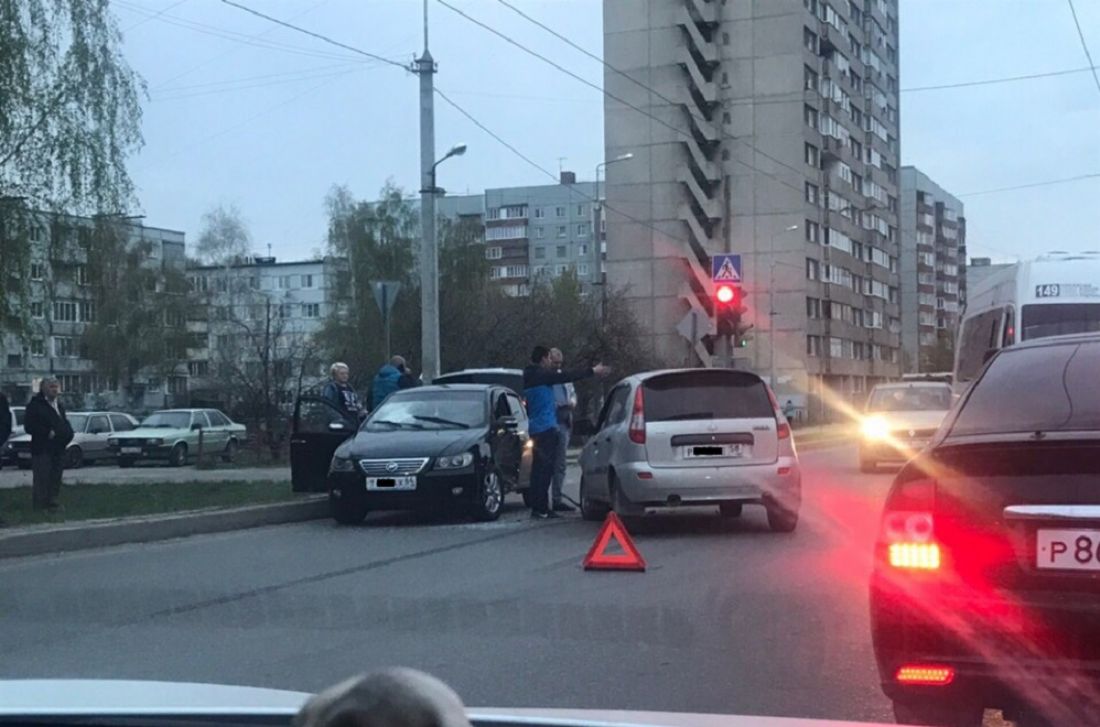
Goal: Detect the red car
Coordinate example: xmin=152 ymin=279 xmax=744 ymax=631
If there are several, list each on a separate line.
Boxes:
xmin=870 ymin=332 xmax=1100 ymax=726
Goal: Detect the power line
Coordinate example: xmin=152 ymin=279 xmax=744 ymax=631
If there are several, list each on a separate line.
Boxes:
xmin=901 ymin=66 xmax=1096 ymax=93
xmin=958 ymin=172 xmax=1100 ymax=197
xmin=151 ymin=64 xmax=370 ymax=102
xmin=437 ymin=0 xmax=811 ymax=199
xmin=1065 ymin=0 xmax=1100 ymax=97
xmin=218 ymin=0 xmax=409 ymax=69
xmin=121 ymin=0 xmax=191 ymax=33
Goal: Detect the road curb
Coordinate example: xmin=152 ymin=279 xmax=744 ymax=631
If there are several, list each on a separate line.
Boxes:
xmin=0 ymin=497 xmax=329 ymax=560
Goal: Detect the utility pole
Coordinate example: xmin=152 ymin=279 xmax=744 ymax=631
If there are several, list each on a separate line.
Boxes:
xmin=414 ymin=0 xmax=440 ymax=382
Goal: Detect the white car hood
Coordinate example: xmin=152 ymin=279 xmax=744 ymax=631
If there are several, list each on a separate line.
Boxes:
xmin=0 ymin=680 xmax=892 ymax=726
xmin=114 ymin=427 xmax=188 ymax=439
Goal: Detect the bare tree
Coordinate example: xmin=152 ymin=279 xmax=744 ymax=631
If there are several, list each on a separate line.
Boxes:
xmin=196 ymin=203 xmax=252 ymax=265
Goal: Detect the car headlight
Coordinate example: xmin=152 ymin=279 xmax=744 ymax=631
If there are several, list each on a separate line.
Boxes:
xmin=329 ymin=456 xmax=356 ymax=473
xmin=150 ymin=438 xmax=164 ymax=446
xmin=861 ymin=416 xmax=890 ymax=440
xmin=107 ymin=438 xmax=118 ymax=446
xmin=435 ymin=452 xmax=474 ymax=470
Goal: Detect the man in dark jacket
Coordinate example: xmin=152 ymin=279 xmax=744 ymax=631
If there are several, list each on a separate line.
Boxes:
xmin=370 ymin=356 xmax=419 ymax=410
xmin=0 ymin=391 xmax=10 ymax=525
xmin=524 ymin=346 xmax=610 ymax=519
xmin=24 ymin=377 xmax=73 ymax=511
xmin=322 ymin=362 xmax=365 ymax=421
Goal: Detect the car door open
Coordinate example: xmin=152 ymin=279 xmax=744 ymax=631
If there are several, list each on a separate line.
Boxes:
xmin=291 ymin=396 xmax=357 ymax=493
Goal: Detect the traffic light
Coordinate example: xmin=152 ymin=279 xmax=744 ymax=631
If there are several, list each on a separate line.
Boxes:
xmin=714 ymin=283 xmax=743 ymax=337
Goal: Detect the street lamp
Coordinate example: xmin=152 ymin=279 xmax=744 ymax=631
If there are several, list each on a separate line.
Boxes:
xmin=592 ymin=152 xmax=634 ymax=322
xmin=420 ymin=141 xmax=467 ymax=382
xmin=769 ymin=224 xmax=800 ymax=390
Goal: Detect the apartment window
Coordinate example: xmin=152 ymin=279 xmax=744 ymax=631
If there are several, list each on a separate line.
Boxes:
xmin=30 ymin=339 xmax=45 ymax=356
xmin=301 ymin=274 xmax=313 ymax=288
xmin=578 ymin=243 xmax=589 ymax=256
xmin=722 ymin=31 xmax=730 ymax=45
xmin=30 ymin=262 xmax=46 ymax=280
xmin=188 ymin=361 xmax=209 ymax=377
xmin=804 ymin=66 xmax=819 ymax=91
xmin=805 ymin=220 xmax=820 ymax=243
xmin=577 ymin=263 xmax=590 ymax=275
xmin=804 ymin=104 xmax=819 ymax=129
xmin=722 ymin=111 xmax=731 ymax=125
xmin=555 ymin=206 xmax=565 ymax=218
xmin=850 ymin=138 xmax=862 ymax=159
xmin=485 ymin=224 xmax=526 ymax=241
xmin=72 ymin=264 xmax=88 ymax=286
xmin=30 ymin=301 xmax=44 ymax=319
xmin=277 ymin=275 xmax=289 ymax=289
xmin=557 ymin=225 xmax=567 ymax=238
xmin=534 ymin=207 xmax=545 ymax=219
xmin=805 ymin=182 xmax=820 ymax=206
xmin=803 ymin=27 xmax=818 ymax=53
xmin=576 ymin=204 xmax=585 ymax=216
xmin=850 ymin=106 xmax=863 ymax=127
xmin=535 ymin=227 xmax=545 ymax=239
xmin=485 ymin=246 xmax=503 ymax=260
xmin=805 ymin=142 xmax=819 ymax=167
xmin=806 ymin=258 xmax=820 ymax=281
xmin=54 ymin=300 xmax=77 ymax=322
xmin=806 ymin=335 xmax=823 ymax=357
xmin=79 ymin=301 xmax=96 ymax=323
xmin=53 ymin=336 xmax=75 ymax=358
xmin=216 ymin=334 xmax=233 ymax=349
xmin=829 ymin=337 xmax=844 ymax=359
xmin=303 ymin=303 xmax=320 ymax=318
xmin=807 ymin=297 xmax=822 ymax=319
xmin=556 ymin=245 xmax=567 ymax=258
xmin=577 ymin=222 xmax=590 ymax=237
xmin=249 ymin=276 xmax=259 ymax=290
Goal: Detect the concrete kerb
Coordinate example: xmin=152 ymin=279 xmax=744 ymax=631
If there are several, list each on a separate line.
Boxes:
xmin=0 ymin=496 xmax=328 ymax=560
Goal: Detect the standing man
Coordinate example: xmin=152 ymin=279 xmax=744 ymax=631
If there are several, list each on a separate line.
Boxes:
xmin=549 ymin=348 xmax=577 ymax=513
xmin=322 ymin=362 xmax=365 ymax=421
xmin=524 ymin=346 xmax=610 ymax=519
xmin=370 ymin=355 xmax=416 ymax=410
xmin=25 ymin=377 xmax=73 ymax=511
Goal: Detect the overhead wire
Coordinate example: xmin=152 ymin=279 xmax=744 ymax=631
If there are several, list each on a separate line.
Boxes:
xmin=150 ymin=63 xmax=371 ymax=102
xmin=1065 ymin=0 xmax=1100 ymax=97
xmin=958 ymin=172 xmax=1100 ymax=197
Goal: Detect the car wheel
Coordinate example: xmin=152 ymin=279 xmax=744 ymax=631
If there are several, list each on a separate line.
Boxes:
xmin=168 ymin=443 xmax=187 ymax=467
xmin=580 ymin=476 xmax=610 ymax=522
xmin=330 ymin=490 xmax=368 ymax=525
xmin=719 ymin=502 xmax=743 ymax=518
xmin=118 ymin=458 xmax=134 ymax=468
xmin=892 ymin=700 xmax=984 ymax=726
xmin=221 ymin=439 xmax=238 ymax=463
xmin=764 ymin=495 xmax=799 ymax=533
xmin=471 ymin=468 xmax=503 ymax=522
xmin=64 ymin=446 xmax=83 ymax=469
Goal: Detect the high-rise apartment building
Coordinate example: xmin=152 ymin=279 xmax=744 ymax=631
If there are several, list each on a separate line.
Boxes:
xmin=603 ymin=0 xmax=902 ymax=418
xmin=899 ymin=166 xmax=966 ymax=372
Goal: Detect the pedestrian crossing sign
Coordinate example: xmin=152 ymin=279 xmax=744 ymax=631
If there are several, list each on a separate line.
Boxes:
xmin=712 ymin=254 xmax=742 ymax=283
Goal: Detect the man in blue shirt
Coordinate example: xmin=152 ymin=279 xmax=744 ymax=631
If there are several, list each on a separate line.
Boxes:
xmin=549 ymin=347 xmax=578 ymax=513
xmin=524 ymin=345 xmax=610 ymax=519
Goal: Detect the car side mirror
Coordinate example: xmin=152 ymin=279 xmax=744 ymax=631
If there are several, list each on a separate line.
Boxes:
xmin=498 ymin=416 xmax=519 ymax=432
xmin=328 ymin=421 xmax=348 ymax=432
xmin=191 ymin=423 xmax=203 ymax=431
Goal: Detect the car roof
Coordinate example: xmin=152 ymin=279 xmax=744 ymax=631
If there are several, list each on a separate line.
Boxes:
xmin=396 ymin=384 xmax=498 ymax=393
xmin=1009 ymin=331 xmax=1100 ymax=350
xmin=436 ymin=368 xmax=523 ymax=376
xmin=70 ymin=411 xmax=134 ymax=416
xmin=624 ymin=368 xmax=767 ymax=384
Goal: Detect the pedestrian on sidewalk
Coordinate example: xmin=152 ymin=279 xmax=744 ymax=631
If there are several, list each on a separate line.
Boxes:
xmin=323 ymin=362 xmax=365 ymax=421
xmin=549 ymin=347 xmax=577 ymax=513
xmin=24 ymin=377 xmax=73 ymax=511
xmin=524 ymin=345 xmax=610 ymax=519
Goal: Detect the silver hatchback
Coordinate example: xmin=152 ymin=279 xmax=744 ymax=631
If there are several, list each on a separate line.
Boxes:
xmin=577 ymin=369 xmax=801 ymax=532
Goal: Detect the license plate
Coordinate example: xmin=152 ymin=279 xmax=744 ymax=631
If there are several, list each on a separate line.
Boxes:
xmin=687 ymin=444 xmax=744 ymax=458
xmin=1037 ymin=529 xmax=1100 ymax=571
xmin=121 ymin=446 xmax=142 ymax=454
xmin=366 ymin=476 xmax=416 ymax=491
xmin=17 ymin=452 xmax=30 ymax=459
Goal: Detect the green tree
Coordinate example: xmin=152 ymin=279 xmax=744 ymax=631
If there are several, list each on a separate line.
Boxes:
xmin=80 ymin=218 xmax=191 ymax=408
xmin=0 ymin=0 xmax=145 ymax=335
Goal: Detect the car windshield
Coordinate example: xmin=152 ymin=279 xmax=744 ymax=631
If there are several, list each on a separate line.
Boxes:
xmin=866 ymin=387 xmax=952 ymax=412
xmin=66 ymin=414 xmax=88 ymax=433
xmin=643 ymin=371 xmax=773 ymax=421
xmin=951 ymin=341 xmax=1100 ymax=436
xmin=365 ymin=391 xmax=486 ymax=431
xmin=140 ymin=412 xmax=191 ymax=429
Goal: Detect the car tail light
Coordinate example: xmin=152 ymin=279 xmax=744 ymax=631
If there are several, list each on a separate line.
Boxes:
xmin=895 ymin=665 xmax=955 ymax=686
xmin=878 ymin=478 xmax=941 ymax=571
xmin=777 ymin=421 xmax=790 ymax=439
xmin=628 ymin=387 xmax=645 ymax=444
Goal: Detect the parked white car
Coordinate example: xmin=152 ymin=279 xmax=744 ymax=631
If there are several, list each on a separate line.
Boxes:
xmin=108 ymin=408 xmax=246 ymax=467
xmin=578 ymin=368 xmax=801 ymax=532
xmin=6 ymin=411 xmax=139 ymax=469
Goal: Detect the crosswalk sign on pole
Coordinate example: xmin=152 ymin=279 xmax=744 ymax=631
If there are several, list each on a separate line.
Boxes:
xmin=711 ymin=254 xmax=742 ymax=283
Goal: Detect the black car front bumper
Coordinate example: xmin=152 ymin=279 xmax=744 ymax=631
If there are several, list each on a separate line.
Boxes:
xmin=328 ymin=467 xmax=482 ymax=511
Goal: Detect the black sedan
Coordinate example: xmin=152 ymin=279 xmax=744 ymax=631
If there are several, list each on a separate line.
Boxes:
xmin=292 ymin=384 xmax=532 ymax=524
xmin=870 ymin=332 xmax=1100 ymax=726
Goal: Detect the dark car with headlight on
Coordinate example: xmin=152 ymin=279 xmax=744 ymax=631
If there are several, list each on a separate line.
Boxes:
xmin=290 ymin=384 xmax=532 ymax=524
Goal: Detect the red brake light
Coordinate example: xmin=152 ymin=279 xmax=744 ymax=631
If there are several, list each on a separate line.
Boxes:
xmin=878 ymin=478 xmax=940 ymax=571
xmin=628 ymin=387 xmax=645 ymax=444
xmin=777 ymin=421 xmax=790 ymax=440
xmin=896 ymin=665 xmax=954 ymax=686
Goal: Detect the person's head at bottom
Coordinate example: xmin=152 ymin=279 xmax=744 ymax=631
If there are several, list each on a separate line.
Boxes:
xmin=549 ymin=348 xmax=563 ymax=369
xmin=530 ymin=345 xmax=551 ymax=368
xmin=390 ymin=355 xmax=407 ymax=373
xmin=295 ymin=668 xmax=470 ymax=727
xmin=39 ymin=377 xmax=61 ymax=400
xmin=331 ymin=363 xmax=350 ymax=385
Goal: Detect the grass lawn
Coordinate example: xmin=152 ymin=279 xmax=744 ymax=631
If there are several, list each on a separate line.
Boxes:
xmin=0 ymin=480 xmax=302 ymax=527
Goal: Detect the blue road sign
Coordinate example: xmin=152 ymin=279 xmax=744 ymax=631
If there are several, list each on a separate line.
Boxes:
xmin=712 ymin=254 xmax=742 ymax=283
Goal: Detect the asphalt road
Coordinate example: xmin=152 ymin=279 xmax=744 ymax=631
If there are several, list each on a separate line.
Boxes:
xmin=0 ymin=444 xmax=897 ymax=723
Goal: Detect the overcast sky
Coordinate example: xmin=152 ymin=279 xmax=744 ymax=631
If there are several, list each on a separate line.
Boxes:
xmin=116 ymin=0 xmax=1100 ymax=264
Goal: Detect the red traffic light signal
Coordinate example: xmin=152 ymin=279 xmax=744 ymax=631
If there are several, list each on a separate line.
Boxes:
xmin=715 ymin=283 xmax=740 ymax=306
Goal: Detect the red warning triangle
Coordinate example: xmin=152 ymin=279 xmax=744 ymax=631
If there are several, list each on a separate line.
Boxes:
xmin=582 ymin=512 xmax=647 ymax=571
